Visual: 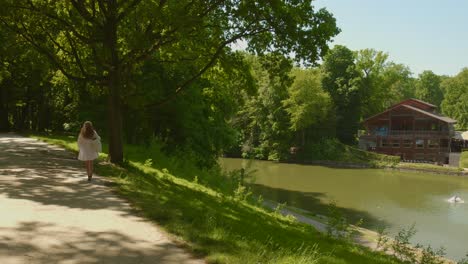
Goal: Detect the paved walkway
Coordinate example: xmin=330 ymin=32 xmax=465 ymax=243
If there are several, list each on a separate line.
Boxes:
xmin=0 ymin=134 xmax=205 ymax=264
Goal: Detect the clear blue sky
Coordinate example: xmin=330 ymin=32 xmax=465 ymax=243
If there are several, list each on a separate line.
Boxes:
xmin=314 ymin=0 xmax=468 ymax=76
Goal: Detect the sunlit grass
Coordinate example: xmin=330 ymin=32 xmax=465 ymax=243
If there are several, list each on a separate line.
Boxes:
xmin=461 ymin=151 xmax=468 ymax=168
xmin=396 ymin=162 xmax=463 ymax=173
xmin=30 ymin=133 xmax=403 ymax=264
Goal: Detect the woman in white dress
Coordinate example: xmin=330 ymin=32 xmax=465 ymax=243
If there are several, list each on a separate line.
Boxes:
xmin=77 ymin=121 xmax=101 ymax=181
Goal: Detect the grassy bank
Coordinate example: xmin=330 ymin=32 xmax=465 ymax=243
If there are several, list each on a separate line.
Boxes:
xmin=294 ymin=139 xmax=400 ymax=167
xmin=394 ymin=163 xmax=464 ymax=174
xmin=461 ymin=151 xmax=468 ymax=168
xmin=29 ymin=133 xmax=403 ymax=264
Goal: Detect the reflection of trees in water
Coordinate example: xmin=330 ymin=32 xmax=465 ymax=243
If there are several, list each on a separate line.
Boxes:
xmin=250 ymin=183 xmax=389 ymax=229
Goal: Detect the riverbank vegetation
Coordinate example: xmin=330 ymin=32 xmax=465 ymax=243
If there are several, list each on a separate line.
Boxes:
xmin=394 ymin=163 xmax=464 ymax=174
xmin=31 ymin=133 xmax=404 ymax=264
xmin=289 ymin=138 xmax=400 ymax=167
xmin=461 ymin=152 xmax=468 ymax=168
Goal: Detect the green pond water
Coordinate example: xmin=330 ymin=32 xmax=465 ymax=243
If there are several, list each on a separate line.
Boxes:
xmin=221 ymin=158 xmax=468 ymax=260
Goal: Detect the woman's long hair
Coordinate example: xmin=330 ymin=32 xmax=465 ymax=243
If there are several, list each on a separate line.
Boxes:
xmin=80 ymin=121 xmax=95 ymax=139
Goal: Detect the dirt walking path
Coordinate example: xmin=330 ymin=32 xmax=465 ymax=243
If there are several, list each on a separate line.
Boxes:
xmin=0 ymin=133 xmax=205 ymax=264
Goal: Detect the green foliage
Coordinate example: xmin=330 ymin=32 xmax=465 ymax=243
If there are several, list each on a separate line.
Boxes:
xmin=256 ymin=195 xmax=264 ymax=207
xmin=326 ymin=200 xmax=352 ymax=240
xmin=458 ymin=253 xmax=468 ymax=264
xmin=391 ymin=224 xmax=418 ymax=263
xmin=376 ymin=225 xmax=390 ymax=252
xmin=378 ymin=223 xmax=447 ymax=264
xmin=355 ymin=49 xmax=389 ymax=118
xmin=1 ymin=0 xmax=339 ymax=163
xmin=441 ymin=68 xmax=468 ymax=129
xmin=234 ymin=54 xmax=295 ymax=161
xmin=274 ymin=202 xmax=288 ymax=216
xmin=461 ymin=151 xmax=468 ymax=168
xmin=283 ymin=68 xmax=336 ymax=145
xmin=396 ymin=162 xmax=463 ymax=172
xmin=233 ymin=182 xmax=252 ymax=201
xmin=294 ymin=138 xmax=400 ymax=166
xmin=380 ymin=63 xmax=416 ymax=107
xmin=416 ymin=244 xmax=446 ymax=264
xmin=415 ymin=70 xmax=444 ymax=108
xmin=322 ymin=45 xmax=361 ymax=144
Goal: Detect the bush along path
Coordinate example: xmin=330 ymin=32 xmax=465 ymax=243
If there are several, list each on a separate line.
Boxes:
xmin=0 ymin=133 xmax=204 ymax=264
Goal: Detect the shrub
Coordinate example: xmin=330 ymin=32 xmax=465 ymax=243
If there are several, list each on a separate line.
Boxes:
xmin=416 ymin=244 xmax=446 ymax=264
xmin=326 ymin=201 xmax=352 ymax=240
xmin=391 ymin=224 xmax=418 ymax=263
xmin=376 ymin=225 xmax=390 ymax=252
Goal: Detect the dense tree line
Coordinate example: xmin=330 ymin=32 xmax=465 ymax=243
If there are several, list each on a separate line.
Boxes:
xmin=229 ymin=46 xmax=467 ymax=161
xmin=0 ymin=1 xmax=466 ymax=165
xmin=0 ymin=0 xmax=339 ymax=165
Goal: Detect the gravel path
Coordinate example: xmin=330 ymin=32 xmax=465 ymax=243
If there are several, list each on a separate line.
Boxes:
xmin=0 ymin=133 xmax=205 ymax=264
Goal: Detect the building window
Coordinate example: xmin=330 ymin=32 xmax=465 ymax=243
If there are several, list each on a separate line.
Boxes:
xmin=392 ymin=140 xmax=400 ymax=148
xmin=381 ymin=139 xmax=390 ymax=147
xmin=427 ymin=139 xmax=439 ymax=149
xmin=403 ymin=140 xmax=412 ymax=148
xmin=415 ymin=139 xmax=424 ymax=149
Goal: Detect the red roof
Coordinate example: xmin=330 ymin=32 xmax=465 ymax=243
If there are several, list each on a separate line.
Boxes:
xmin=363 ymin=99 xmax=456 ymax=124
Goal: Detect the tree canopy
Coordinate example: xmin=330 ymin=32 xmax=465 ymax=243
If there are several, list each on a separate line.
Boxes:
xmin=1 ymin=2 xmax=466 ymax=165
xmin=0 ymin=0 xmax=339 ymax=163
xmin=441 ymin=68 xmax=468 ymax=129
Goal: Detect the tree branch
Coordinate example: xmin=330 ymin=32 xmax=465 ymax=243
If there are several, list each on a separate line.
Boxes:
xmin=116 ymin=0 xmax=143 ymax=22
xmin=64 ymin=31 xmax=90 ymax=79
xmin=70 ymin=0 xmax=97 ymax=23
xmin=7 ymin=2 xmax=97 ymax=44
xmin=147 ymin=25 xmax=271 ymax=108
xmin=1 ymin=19 xmax=84 ymax=82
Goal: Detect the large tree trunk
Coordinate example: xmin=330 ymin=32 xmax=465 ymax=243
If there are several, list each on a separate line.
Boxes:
xmin=104 ymin=9 xmax=124 ymax=164
xmin=0 ymin=86 xmax=9 ymax=131
xmin=107 ymin=77 xmax=124 ymax=164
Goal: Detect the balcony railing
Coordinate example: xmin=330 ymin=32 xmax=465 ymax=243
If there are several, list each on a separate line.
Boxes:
xmin=360 ymin=130 xmax=452 ymax=137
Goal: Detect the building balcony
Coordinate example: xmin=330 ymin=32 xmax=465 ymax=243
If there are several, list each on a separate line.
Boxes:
xmin=360 ymin=130 xmax=452 ymax=138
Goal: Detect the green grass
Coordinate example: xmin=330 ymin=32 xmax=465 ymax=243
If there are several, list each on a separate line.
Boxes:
xmin=395 ymin=162 xmax=463 ymax=173
xmin=461 ymin=151 xmax=468 ymax=168
xmin=29 ymin=133 xmax=403 ymax=264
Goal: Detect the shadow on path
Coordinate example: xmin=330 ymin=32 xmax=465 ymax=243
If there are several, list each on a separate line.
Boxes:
xmin=0 ymin=134 xmax=204 ymax=264
xmin=0 ymin=221 xmax=193 ymax=264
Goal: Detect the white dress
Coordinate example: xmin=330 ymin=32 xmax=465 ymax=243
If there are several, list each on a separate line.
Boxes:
xmin=77 ymin=131 xmax=101 ymax=161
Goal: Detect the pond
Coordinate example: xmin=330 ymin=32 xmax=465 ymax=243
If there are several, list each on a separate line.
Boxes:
xmin=221 ymin=158 xmax=468 ymax=260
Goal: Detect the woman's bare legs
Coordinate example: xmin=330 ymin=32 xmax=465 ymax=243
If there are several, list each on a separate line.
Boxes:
xmin=89 ymin=160 xmax=93 ymax=179
xmin=85 ymin=160 xmax=93 ymax=181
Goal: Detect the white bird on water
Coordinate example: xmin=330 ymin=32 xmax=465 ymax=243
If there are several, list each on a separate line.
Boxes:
xmin=448 ymin=195 xmax=464 ymax=203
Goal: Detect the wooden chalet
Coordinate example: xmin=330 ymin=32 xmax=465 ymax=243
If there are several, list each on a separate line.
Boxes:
xmin=359 ymin=99 xmax=457 ymax=164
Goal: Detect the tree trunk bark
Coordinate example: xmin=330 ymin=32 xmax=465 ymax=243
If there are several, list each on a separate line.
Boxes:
xmin=0 ymin=86 xmax=9 ymax=131
xmin=107 ymin=76 xmax=123 ymax=164
xmin=104 ymin=8 xmax=124 ymax=164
